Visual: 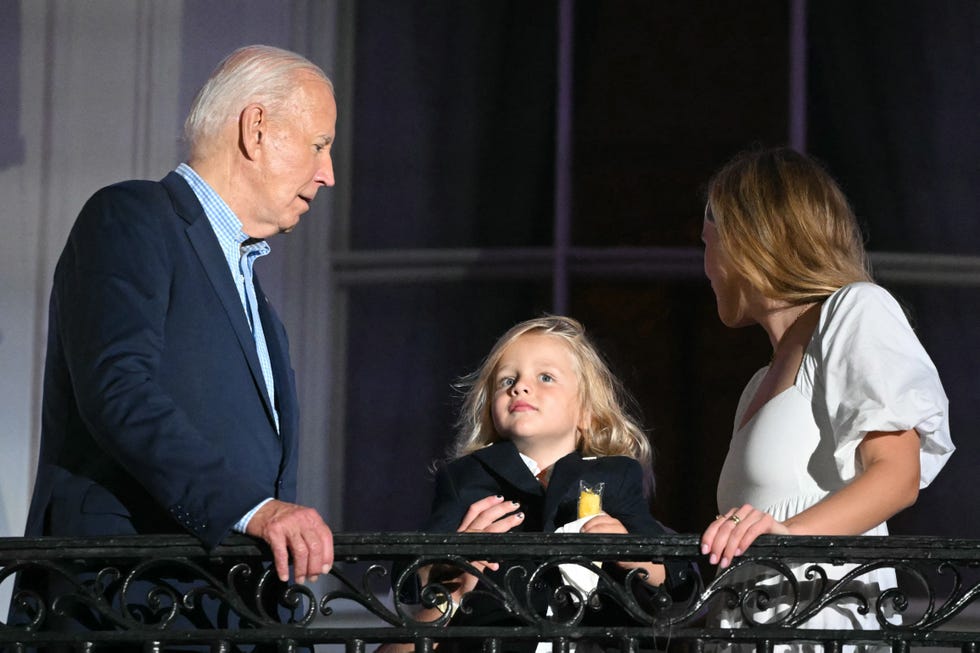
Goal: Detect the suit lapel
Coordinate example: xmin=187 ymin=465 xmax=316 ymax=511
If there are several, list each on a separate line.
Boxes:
xmin=255 ymin=275 xmax=292 ymax=443
xmin=544 ymin=452 xmax=589 ymax=528
xmin=162 ymin=172 xmax=277 ymax=423
xmin=472 ymin=441 xmax=544 ymax=497
xmin=471 ymin=443 xmax=596 ymax=529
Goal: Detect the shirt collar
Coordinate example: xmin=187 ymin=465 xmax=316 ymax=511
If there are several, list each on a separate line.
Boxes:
xmin=175 ymin=163 xmax=269 ymax=257
xmin=518 ymin=451 xmax=541 ymax=477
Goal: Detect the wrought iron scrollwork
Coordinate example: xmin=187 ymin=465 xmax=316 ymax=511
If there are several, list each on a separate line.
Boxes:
xmin=2 ymin=533 xmax=980 ymax=649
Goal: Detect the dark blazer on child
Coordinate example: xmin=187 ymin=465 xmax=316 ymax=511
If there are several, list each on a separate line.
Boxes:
xmin=418 ymin=440 xmax=696 ymax=647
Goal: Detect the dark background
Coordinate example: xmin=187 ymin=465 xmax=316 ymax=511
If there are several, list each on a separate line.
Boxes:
xmin=340 ymin=1 xmax=979 ymax=538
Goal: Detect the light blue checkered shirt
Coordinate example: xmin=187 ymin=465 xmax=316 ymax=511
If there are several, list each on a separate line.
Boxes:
xmin=175 ymin=163 xmax=276 ymax=531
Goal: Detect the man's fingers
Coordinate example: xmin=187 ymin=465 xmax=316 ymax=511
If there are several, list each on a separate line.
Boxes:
xmin=271 ymin=539 xmax=290 ymax=582
xmin=303 ymin=532 xmax=323 ymax=582
xmin=248 ymin=500 xmax=334 ymax=583
xmin=301 ymin=526 xmax=335 ymax=581
xmin=291 ymin=537 xmax=310 ymax=584
xmin=321 ymin=529 xmax=335 ymax=573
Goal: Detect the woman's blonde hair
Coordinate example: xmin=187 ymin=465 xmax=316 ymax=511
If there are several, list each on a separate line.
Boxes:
xmin=706 ymin=147 xmax=872 ymax=304
xmin=451 ymin=316 xmax=653 ymax=483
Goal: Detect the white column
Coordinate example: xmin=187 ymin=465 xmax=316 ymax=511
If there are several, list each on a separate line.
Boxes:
xmin=0 ymin=0 xmax=184 ymax=614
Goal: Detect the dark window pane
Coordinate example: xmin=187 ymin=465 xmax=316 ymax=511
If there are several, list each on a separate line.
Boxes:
xmin=572 ymin=2 xmax=790 ymax=247
xmin=351 ymin=2 xmax=558 ymax=250
xmin=570 ymin=279 xmax=770 ymax=534
xmin=343 ymin=281 xmax=551 ymax=532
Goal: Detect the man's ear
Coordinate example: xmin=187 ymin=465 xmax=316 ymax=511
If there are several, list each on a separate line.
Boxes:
xmin=239 ymin=103 xmax=265 ymax=160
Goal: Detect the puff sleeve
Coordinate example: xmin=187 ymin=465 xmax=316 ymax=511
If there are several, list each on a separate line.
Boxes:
xmin=808 ymin=283 xmax=954 ymax=487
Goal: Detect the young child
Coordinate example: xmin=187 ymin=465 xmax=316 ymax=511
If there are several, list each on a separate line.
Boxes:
xmin=390 ymin=316 xmax=693 ymax=649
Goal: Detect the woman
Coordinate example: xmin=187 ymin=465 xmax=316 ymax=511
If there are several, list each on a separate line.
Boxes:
xmin=698 ymin=147 xmax=954 ymax=640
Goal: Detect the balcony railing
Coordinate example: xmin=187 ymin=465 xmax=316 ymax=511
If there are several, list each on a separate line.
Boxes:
xmin=3 ymin=533 xmax=980 ymax=651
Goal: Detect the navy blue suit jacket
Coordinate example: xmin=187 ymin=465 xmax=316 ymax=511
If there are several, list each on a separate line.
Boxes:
xmin=25 ymin=171 xmax=299 ymax=549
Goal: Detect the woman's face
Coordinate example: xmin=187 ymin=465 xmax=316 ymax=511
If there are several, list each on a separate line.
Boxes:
xmin=701 ymin=216 xmax=756 ymax=328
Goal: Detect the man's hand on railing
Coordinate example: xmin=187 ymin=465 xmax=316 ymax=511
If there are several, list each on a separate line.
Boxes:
xmin=245 ymin=499 xmax=334 ymax=584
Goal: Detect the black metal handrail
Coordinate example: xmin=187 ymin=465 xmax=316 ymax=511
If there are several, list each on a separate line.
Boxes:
xmin=3 ymin=533 xmax=980 ymax=651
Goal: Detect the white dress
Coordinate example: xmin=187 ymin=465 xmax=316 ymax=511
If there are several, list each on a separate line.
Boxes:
xmin=712 ymin=283 xmax=955 ymax=648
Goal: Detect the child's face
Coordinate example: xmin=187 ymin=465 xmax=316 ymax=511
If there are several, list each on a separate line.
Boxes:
xmin=490 ymin=334 xmax=588 ymax=456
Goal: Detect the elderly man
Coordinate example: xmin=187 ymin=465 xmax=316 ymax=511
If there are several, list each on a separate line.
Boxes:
xmin=25 ymin=45 xmax=335 ymax=588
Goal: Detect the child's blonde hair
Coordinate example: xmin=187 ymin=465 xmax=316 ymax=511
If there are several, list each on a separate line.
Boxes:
xmin=451 ymin=316 xmax=653 ymax=482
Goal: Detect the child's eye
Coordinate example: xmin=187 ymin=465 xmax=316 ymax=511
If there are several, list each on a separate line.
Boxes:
xmin=539 ymin=373 xmax=554 ymax=383
xmin=498 ymin=377 xmax=515 ymax=388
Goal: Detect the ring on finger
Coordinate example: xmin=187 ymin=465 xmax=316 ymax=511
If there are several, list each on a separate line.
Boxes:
xmin=728 ymin=514 xmax=742 ymax=525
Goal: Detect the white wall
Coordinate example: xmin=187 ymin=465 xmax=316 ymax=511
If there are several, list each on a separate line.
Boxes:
xmin=1 ymin=0 xmax=186 ymax=615
xmin=0 ymin=0 xmax=346 ymax=617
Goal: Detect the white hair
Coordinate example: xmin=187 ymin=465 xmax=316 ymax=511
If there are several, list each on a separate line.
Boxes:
xmin=184 ymin=44 xmax=333 ymax=158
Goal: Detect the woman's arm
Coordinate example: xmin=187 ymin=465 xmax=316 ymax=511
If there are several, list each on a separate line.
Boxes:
xmin=702 ymin=428 xmax=920 ymax=568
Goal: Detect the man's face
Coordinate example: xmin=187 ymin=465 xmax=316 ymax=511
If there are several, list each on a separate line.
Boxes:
xmin=246 ymin=75 xmax=337 ymax=237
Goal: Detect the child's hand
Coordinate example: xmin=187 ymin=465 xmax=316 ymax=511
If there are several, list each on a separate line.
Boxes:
xmin=458 ymin=494 xmax=525 ymax=535
xmin=579 ymin=513 xmax=627 ymax=534
xmin=579 ymin=514 xmax=666 ymax=586
xmin=448 ymin=495 xmax=525 ymax=588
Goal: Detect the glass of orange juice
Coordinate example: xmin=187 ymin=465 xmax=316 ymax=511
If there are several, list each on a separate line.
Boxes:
xmin=577 ymin=481 xmax=604 ymax=519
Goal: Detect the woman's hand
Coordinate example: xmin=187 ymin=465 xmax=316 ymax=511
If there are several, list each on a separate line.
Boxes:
xmin=702 ymin=429 xmax=920 ymax=570
xmin=580 ymin=514 xmax=667 ymax=586
xmin=700 ymin=505 xmax=790 ymax=569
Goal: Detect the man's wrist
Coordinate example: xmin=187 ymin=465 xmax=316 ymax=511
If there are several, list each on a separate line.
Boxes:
xmin=234 ymin=497 xmax=274 ymax=533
